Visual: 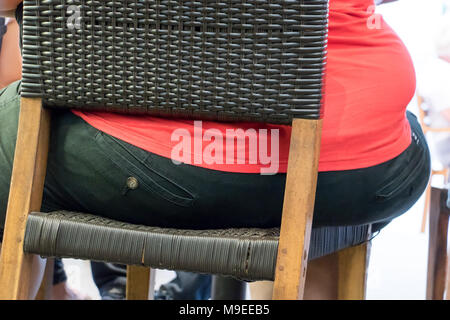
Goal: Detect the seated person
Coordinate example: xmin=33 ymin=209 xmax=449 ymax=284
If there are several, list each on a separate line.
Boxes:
xmin=1 ymin=0 xmax=431 ymax=299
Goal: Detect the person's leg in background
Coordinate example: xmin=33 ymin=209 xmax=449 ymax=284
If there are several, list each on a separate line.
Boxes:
xmin=156 ymin=272 xmax=211 ymax=300
xmin=90 ymin=262 xmax=127 ymax=300
xmin=91 ymin=261 xmax=212 ymax=300
xmin=51 ymin=259 xmax=91 ymax=299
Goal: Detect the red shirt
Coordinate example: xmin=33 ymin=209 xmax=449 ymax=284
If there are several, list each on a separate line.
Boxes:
xmin=73 ymin=0 xmax=415 ymax=173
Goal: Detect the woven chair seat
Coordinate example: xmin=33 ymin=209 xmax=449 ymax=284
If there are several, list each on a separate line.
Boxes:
xmin=24 ymin=211 xmax=371 ymax=281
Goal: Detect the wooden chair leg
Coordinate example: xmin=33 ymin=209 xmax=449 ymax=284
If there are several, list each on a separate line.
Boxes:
xmin=126 ymin=266 xmax=155 ymax=300
xmin=35 ymin=258 xmax=54 ymax=300
xmin=426 ymin=187 xmax=449 ymax=300
xmin=0 ymin=98 xmax=51 ymax=300
xmin=336 ymin=242 xmax=370 ymax=300
xmin=272 ymin=119 xmax=322 ymax=300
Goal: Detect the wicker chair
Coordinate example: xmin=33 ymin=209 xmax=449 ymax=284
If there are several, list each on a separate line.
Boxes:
xmin=0 ymin=0 xmax=371 ymax=300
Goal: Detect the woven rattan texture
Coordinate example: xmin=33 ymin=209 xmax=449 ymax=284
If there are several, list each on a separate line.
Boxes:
xmin=21 ymin=0 xmax=328 ymax=124
xmin=24 ymin=211 xmax=370 ymax=280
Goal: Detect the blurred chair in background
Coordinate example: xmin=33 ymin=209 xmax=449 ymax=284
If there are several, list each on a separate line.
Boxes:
xmin=416 ymin=9 xmax=450 ymax=299
xmin=417 ymin=95 xmax=450 ymax=233
xmin=416 ymin=9 xmax=450 ymax=232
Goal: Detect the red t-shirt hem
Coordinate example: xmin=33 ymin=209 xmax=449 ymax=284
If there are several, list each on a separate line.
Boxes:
xmin=72 ymin=110 xmax=412 ymax=174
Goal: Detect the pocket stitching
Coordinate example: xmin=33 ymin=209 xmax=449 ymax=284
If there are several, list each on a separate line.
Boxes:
xmin=94 ymin=132 xmax=195 ymax=207
xmin=375 ymin=149 xmax=425 ymax=199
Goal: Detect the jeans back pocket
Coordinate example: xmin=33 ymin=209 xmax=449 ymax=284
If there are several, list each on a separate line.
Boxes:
xmin=94 ymin=131 xmax=195 ymax=207
xmin=375 ymin=140 xmax=426 ymax=200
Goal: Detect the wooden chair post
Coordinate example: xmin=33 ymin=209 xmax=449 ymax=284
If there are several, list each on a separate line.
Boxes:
xmin=336 ymin=242 xmax=370 ymax=300
xmin=272 ymin=118 xmax=322 ymax=300
xmin=126 ymin=266 xmax=155 ymax=300
xmin=0 ymin=97 xmax=51 ymax=300
xmin=426 ymin=187 xmax=450 ymax=300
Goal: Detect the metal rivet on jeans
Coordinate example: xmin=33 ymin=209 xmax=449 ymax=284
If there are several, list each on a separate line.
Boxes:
xmin=126 ymin=177 xmax=139 ymax=190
